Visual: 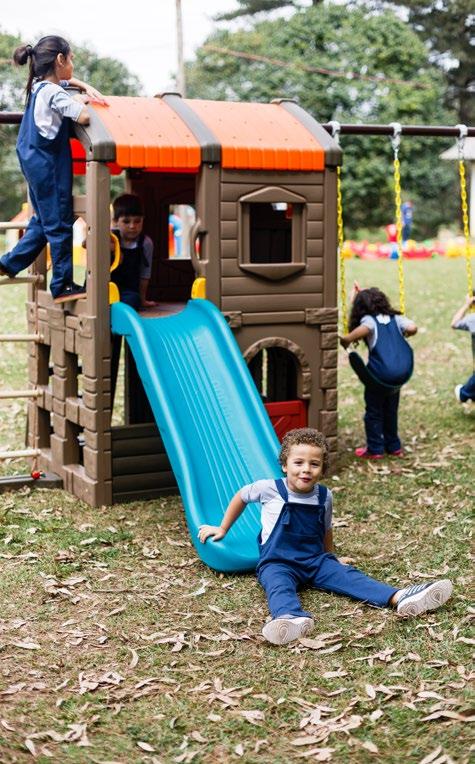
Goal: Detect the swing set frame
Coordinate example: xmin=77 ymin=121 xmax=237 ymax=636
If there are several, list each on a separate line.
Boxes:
xmin=329 ymin=121 xmax=474 ymax=394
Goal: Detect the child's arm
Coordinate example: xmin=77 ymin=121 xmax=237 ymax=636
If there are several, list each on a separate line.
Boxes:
xmin=323 ymin=528 xmax=334 ymax=553
xmin=68 ymin=77 xmax=108 ymax=105
xmin=339 ymin=324 xmax=370 ymax=349
xmin=139 ymin=278 xmax=158 ymax=308
xmin=451 ymin=295 xmax=475 ymax=328
xmin=198 ymin=491 xmax=247 ymax=543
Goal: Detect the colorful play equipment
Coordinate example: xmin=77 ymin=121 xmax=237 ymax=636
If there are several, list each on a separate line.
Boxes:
xmin=0 ymin=96 xmax=341 ymax=555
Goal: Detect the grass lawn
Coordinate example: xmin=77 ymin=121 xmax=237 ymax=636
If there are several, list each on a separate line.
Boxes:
xmin=0 ymin=257 xmax=473 ymax=763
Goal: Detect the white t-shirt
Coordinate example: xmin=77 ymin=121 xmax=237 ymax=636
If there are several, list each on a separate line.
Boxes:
xmin=32 ymin=80 xmax=83 ymax=139
xmin=361 ymin=313 xmax=414 ymax=350
xmin=240 ymin=478 xmax=333 ymax=544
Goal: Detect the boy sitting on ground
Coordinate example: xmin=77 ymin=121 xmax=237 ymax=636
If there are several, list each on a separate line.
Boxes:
xmin=199 ymin=428 xmax=452 ymax=646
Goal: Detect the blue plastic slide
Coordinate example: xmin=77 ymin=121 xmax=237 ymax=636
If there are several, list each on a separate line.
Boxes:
xmin=111 ymin=299 xmax=281 ymax=572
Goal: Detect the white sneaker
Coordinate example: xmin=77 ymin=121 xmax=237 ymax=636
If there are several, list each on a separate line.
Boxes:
xmin=454 ymin=384 xmax=463 ymax=403
xmin=262 ymin=616 xmax=314 ymax=645
xmin=396 ymin=579 xmax=453 ymax=618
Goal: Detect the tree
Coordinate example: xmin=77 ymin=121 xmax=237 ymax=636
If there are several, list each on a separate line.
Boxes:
xmin=0 ymin=30 xmax=142 ymax=222
xmin=214 ymin=1 xmax=322 ymax=22
xmin=186 ymin=3 xmax=457 ymax=235
xmin=386 ymin=1 xmax=474 ymax=124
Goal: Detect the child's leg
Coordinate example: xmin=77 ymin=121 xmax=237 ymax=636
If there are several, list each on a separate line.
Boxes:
xmin=29 ymin=176 xmax=74 ymax=297
xmin=363 ymin=388 xmax=385 ymax=454
xmin=257 ymin=563 xmax=311 ymax=619
xmin=311 ymin=554 xmax=398 ymax=608
xmin=459 ymin=373 xmax=475 ymax=402
xmin=382 ymin=390 xmax=401 ymax=453
xmin=0 ymin=214 xmax=47 ymax=276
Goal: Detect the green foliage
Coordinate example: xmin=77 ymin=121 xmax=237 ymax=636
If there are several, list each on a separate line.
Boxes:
xmin=0 ymin=30 xmax=142 ymax=224
xmin=186 ymin=3 xmax=459 ymax=236
xmin=382 ymin=0 xmax=474 ymax=123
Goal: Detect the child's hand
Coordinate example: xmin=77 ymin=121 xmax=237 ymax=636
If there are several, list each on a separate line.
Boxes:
xmin=83 ymin=85 xmax=108 ymax=106
xmin=198 ymin=525 xmax=226 ymax=543
xmin=339 ymin=335 xmax=351 ymax=350
xmin=141 ymin=300 xmax=159 ymax=309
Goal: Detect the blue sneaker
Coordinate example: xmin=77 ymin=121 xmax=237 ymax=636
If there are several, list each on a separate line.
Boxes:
xmin=396 ymin=580 xmax=452 ymax=618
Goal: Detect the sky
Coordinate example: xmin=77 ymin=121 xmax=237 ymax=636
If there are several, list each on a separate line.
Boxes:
xmin=0 ymin=0 xmax=244 ymax=95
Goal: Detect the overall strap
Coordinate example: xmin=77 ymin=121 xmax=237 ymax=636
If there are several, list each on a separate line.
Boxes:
xmin=275 ymin=478 xmax=288 ymax=503
xmin=318 ymin=484 xmax=328 ymax=508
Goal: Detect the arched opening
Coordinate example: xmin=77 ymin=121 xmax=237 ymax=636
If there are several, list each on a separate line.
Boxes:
xmin=245 ymin=339 xmax=310 ymax=440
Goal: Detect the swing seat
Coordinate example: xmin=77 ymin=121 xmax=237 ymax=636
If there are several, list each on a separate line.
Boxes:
xmin=348 ymin=351 xmax=402 ymax=394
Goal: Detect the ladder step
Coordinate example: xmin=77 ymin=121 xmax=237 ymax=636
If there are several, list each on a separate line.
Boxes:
xmin=0 ymin=275 xmax=44 ymax=285
xmin=0 ymin=389 xmax=40 ymax=399
xmin=0 ymin=448 xmax=39 ymax=461
xmin=0 ymin=222 xmax=28 ymax=231
xmin=0 ymin=333 xmax=41 ymax=342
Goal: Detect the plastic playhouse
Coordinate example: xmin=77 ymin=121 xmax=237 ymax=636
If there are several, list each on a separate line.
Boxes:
xmin=1 ymin=95 xmax=341 ymax=569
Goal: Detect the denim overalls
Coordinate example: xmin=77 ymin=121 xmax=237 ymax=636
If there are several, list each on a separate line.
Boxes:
xmin=110 ymin=230 xmax=146 ymax=311
xmin=257 ymin=479 xmax=397 ymax=619
xmin=364 ymin=317 xmax=413 ymax=454
xmin=0 ymin=82 xmax=74 ymax=297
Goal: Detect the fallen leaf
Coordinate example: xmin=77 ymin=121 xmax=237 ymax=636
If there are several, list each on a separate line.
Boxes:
xmin=137 ymin=741 xmax=155 ymax=752
xmin=418 ymin=747 xmax=443 ymax=764
xmin=128 ymin=648 xmax=139 ymax=668
xmin=12 ymin=640 xmax=41 ymax=650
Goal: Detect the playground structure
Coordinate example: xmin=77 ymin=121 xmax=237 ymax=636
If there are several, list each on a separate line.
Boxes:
xmin=0 ymin=95 xmax=341 ymax=513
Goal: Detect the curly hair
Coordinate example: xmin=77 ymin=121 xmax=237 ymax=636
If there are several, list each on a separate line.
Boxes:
xmin=349 ymin=287 xmax=400 ymax=332
xmin=279 ymin=428 xmax=330 ymax=474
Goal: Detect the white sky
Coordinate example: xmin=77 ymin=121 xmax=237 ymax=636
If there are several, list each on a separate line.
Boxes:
xmin=0 ymin=0 xmax=245 ymax=95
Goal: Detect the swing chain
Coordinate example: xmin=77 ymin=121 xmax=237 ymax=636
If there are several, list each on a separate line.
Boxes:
xmin=389 ymin=123 xmax=406 ymax=315
xmin=455 ymin=124 xmax=473 ymax=301
xmin=329 ymin=122 xmax=348 ymax=333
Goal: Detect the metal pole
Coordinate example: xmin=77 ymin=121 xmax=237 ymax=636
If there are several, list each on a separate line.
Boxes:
xmin=176 ymin=0 xmax=186 ymax=97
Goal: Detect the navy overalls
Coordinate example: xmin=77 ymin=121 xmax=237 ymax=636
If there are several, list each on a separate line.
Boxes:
xmin=256 ymin=479 xmax=397 ymax=619
xmin=110 ymin=230 xmax=146 ymax=311
xmin=365 ymin=317 xmax=413 ymax=454
xmin=0 ymin=82 xmax=74 ymax=297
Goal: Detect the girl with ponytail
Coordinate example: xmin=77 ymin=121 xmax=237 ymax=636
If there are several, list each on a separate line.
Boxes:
xmin=0 ymin=36 xmax=107 ymax=302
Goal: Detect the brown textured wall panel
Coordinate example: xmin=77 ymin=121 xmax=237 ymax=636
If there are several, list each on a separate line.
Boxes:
xmin=221 ymin=221 xmax=238 ymax=240
xmin=320 ymin=368 xmax=337 ymax=388
xmin=222 ymin=293 xmax=323 ymax=313
xmin=222 ymin=276 xmax=323 ymax=297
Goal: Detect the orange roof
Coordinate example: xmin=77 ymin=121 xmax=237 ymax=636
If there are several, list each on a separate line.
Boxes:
xmin=185 ymin=100 xmax=325 ymax=171
xmin=90 ymin=96 xmax=201 ymax=170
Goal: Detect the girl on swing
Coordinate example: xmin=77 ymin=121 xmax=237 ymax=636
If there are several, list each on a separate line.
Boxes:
xmin=340 ymin=285 xmax=417 ymax=459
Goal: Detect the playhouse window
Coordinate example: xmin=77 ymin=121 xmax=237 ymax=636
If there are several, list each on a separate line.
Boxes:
xmin=248 ymin=347 xmax=298 ymax=401
xmin=167 ymin=204 xmax=196 ymax=259
xmin=238 ymin=189 xmax=306 ymax=279
xmin=249 ymin=203 xmax=293 ymax=263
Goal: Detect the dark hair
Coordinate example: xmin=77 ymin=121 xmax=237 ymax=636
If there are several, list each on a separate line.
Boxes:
xmin=349 ymin=287 xmax=400 ymax=332
xmin=13 ymin=36 xmax=71 ymax=101
xmin=279 ymin=428 xmax=330 ymax=475
xmin=112 ymin=194 xmax=144 ymax=220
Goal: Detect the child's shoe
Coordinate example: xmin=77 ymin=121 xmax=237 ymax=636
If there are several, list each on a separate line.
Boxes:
xmin=354 ymin=446 xmax=384 ymax=460
xmin=454 ymin=384 xmax=463 ymax=403
xmin=262 ymin=616 xmax=314 ymax=645
xmin=396 ymin=579 xmax=452 ymax=618
xmin=387 ymin=448 xmax=404 ymax=457
xmin=53 ymin=283 xmax=87 ymax=304
xmin=0 ymin=260 xmax=14 ymax=278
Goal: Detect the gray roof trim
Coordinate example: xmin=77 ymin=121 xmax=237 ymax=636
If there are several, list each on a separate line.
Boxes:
xmin=73 ymin=107 xmax=116 ymax=163
xmin=274 ymin=99 xmax=342 ymax=167
xmin=160 ymin=93 xmax=221 ymax=164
